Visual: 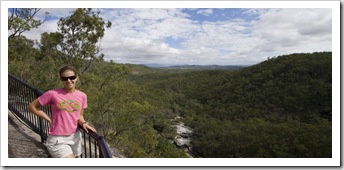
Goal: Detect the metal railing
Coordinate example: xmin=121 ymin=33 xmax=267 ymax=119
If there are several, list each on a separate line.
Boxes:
xmin=8 ymin=73 xmax=113 ymax=158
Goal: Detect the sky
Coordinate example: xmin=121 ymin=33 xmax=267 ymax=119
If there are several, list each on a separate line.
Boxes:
xmin=19 ymin=7 xmax=332 ymax=66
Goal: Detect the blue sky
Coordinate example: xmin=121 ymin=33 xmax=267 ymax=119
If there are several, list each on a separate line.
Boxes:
xmin=185 ymin=8 xmax=260 ymax=23
xmin=18 ymin=7 xmax=332 ymax=66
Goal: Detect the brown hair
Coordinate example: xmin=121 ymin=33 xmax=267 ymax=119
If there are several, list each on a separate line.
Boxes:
xmin=59 ymin=66 xmax=77 ymax=77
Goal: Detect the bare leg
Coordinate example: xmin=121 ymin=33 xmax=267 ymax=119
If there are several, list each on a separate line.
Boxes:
xmin=65 ymin=154 xmax=76 ymax=158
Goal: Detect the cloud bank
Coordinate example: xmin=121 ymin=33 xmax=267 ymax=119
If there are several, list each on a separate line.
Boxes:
xmin=22 ymin=8 xmax=332 ymax=66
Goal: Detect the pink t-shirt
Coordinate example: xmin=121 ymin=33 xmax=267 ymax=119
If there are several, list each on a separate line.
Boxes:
xmin=38 ymin=88 xmax=87 ymax=135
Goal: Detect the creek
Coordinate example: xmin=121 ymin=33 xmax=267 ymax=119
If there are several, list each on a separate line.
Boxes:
xmin=172 ymin=122 xmax=195 ymax=158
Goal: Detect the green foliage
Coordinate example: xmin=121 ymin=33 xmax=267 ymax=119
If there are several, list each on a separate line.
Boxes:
xmin=191 ymin=116 xmax=331 ymax=158
xmin=8 ymin=8 xmax=49 ymax=38
xmin=156 ymin=137 xmax=189 ymax=158
xmin=39 ymin=32 xmax=64 ymax=60
xmin=8 ymin=36 xmax=36 ymax=61
xmin=57 ymin=8 xmax=112 ymax=74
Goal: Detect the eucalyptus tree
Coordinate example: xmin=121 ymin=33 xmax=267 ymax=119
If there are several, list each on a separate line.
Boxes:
xmin=8 ymin=8 xmax=49 ymax=39
xmin=40 ymin=32 xmax=64 ymax=59
xmin=57 ymin=8 xmax=112 ymax=74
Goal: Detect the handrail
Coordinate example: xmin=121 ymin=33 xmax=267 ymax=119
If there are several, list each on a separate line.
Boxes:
xmin=8 ymin=73 xmax=113 ymax=158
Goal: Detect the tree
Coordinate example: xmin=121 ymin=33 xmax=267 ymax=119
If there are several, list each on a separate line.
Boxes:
xmin=57 ymin=8 xmax=112 ymax=74
xmin=8 ymin=8 xmax=49 ymax=39
xmin=39 ymin=32 xmax=64 ymax=60
xmin=81 ymin=62 xmax=153 ymax=142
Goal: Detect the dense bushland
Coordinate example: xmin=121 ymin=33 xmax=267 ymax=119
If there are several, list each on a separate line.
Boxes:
xmin=130 ymin=52 xmax=332 ymax=158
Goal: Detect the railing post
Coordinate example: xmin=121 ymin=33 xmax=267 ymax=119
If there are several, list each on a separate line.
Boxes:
xmin=97 ymin=136 xmax=112 ymax=158
xmin=98 ymin=136 xmax=105 ymax=158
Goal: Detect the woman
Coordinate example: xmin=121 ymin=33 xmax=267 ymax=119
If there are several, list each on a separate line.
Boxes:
xmin=28 ymin=65 xmax=96 ymax=158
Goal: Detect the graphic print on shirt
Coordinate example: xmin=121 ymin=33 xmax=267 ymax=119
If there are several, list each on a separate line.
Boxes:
xmin=57 ymin=100 xmax=81 ymax=112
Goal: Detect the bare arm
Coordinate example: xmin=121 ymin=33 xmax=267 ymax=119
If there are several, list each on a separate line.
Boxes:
xmin=78 ymin=109 xmax=96 ymax=133
xmin=28 ymin=99 xmax=51 ymax=123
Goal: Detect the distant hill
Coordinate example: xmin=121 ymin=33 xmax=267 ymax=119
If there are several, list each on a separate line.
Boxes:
xmin=123 ymin=63 xmax=247 ymax=76
xmin=181 ymin=52 xmax=332 ymax=121
xmin=163 ymin=65 xmax=247 ymax=70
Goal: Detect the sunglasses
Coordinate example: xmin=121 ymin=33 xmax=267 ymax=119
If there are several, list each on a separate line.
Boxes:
xmin=60 ymin=75 xmax=77 ymax=81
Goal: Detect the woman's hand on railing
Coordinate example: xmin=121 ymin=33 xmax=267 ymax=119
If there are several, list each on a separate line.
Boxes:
xmin=82 ymin=123 xmax=97 ymax=133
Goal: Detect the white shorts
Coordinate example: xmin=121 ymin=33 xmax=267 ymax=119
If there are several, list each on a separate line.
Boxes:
xmin=44 ymin=131 xmax=82 ymax=158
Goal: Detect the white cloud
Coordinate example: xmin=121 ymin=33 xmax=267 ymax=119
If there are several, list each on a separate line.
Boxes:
xmin=105 ymin=9 xmax=196 ymax=40
xmin=102 ymin=35 xmax=181 ymax=64
xmin=196 ymin=9 xmax=213 ymax=16
xmin=22 ymin=19 xmax=59 ymax=41
xmin=22 ymin=8 xmax=73 ymax=41
xmin=252 ymin=8 xmax=332 ymax=54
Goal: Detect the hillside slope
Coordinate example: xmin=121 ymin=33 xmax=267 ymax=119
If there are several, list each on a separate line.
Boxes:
xmin=162 ymin=52 xmax=332 ymax=158
xmin=207 ymin=52 xmax=332 ymax=121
